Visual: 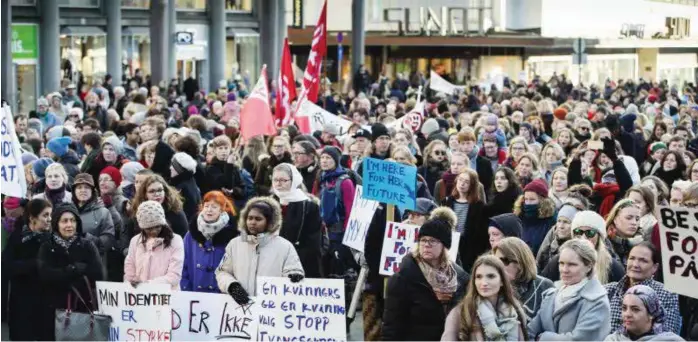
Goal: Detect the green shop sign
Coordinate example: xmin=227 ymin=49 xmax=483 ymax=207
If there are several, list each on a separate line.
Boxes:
xmin=12 ymin=24 xmax=38 ymax=61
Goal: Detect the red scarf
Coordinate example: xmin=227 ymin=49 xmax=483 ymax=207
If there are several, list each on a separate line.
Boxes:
xmin=594 ymin=182 xmax=620 ymax=218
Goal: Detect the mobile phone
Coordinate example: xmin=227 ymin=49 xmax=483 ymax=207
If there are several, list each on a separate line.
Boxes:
xmin=588 ymin=140 xmax=603 ymax=150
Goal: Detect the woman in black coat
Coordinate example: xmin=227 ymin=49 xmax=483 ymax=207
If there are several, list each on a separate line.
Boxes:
xmin=37 ymin=203 xmax=104 ymax=341
xmin=170 ymin=152 xmax=202 ymax=221
xmin=484 ymin=166 xmax=522 ymax=218
xmin=417 ymin=140 xmax=449 ymax=194
xmin=3 ymin=199 xmax=53 ymax=341
xmin=271 ymin=163 xmax=324 ymax=278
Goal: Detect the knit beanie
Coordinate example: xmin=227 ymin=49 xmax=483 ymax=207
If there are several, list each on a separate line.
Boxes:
xmin=102 ymin=135 xmax=124 ymax=155
xmin=73 ymin=173 xmax=95 ymax=188
xmin=171 ymin=152 xmax=198 ymax=175
xmin=484 ymin=113 xmax=498 ymax=128
xmin=321 ymin=146 xmax=342 ymax=168
xmin=46 ymin=136 xmax=72 ymax=158
xmin=648 ymin=142 xmax=667 ymax=155
xmin=571 ymin=210 xmax=607 ymax=239
xmin=119 ymin=161 xmax=145 ymax=187
xmin=489 ymin=213 xmax=523 ymax=238
xmin=558 ymin=204 xmax=580 ymax=222
xmin=136 ymin=200 xmax=168 ymax=229
xmin=32 ymin=158 xmax=54 ymax=178
xmin=100 ymin=166 xmax=122 ymax=187
xmin=524 ymin=179 xmax=549 ymax=198
xmin=411 ymin=198 xmax=438 ymax=216
xmin=371 ymin=123 xmax=390 ymax=142
xmin=520 ymin=122 xmax=533 ymax=134
xmin=421 ymin=118 xmax=440 ymax=137
xmin=553 ymin=107 xmax=568 ymax=120
xmin=46 ymin=126 xmax=68 ymax=141
xmin=620 ymin=113 xmax=637 ymax=132
xmin=3 ymin=197 xmax=21 ymax=210
xmin=323 ymin=123 xmax=340 ymax=136
xmin=418 ymin=218 xmax=452 ymax=249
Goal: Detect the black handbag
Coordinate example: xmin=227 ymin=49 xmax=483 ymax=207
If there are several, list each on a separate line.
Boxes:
xmin=54 ymin=277 xmax=113 ymax=341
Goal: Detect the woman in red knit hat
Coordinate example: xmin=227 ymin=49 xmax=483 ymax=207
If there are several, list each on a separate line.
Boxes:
xmin=514 ymin=178 xmax=556 ymax=256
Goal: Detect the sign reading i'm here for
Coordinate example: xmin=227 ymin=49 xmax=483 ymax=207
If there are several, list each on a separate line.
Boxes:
xmin=361 ymin=158 xmax=417 ymax=210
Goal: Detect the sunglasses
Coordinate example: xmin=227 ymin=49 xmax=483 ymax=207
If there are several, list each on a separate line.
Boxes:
xmin=573 ymin=228 xmax=598 ymax=238
xmin=434 ymin=150 xmax=447 ymax=156
xmin=499 ymin=257 xmax=517 ymax=266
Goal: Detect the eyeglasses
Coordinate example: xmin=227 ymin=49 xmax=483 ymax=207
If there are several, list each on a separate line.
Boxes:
xmin=147 ymin=188 xmax=165 ymax=195
xmin=272 ymin=178 xmax=291 ymax=184
xmin=272 ymin=145 xmax=285 ymax=149
xmin=683 ymin=201 xmax=698 ymax=208
xmin=434 ymin=150 xmax=447 ymax=156
xmin=419 ymin=238 xmax=440 ymax=246
xmin=573 ymin=228 xmax=598 ymax=239
xmin=293 ymin=152 xmax=308 ymax=156
xmin=499 ymin=257 xmax=517 ymax=266
xmin=579 ymin=127 xmax=590 ymax=131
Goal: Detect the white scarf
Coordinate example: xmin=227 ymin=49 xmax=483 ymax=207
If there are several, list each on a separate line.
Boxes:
xmin=555 ymin=277 xmax=589 ymax=310
xmin=476 ymin=297 xmax=521 ymax=341
xmin=273 ymin=163 xmax=309 ymax=205
xmin=197 ymin=212 xmax=230 ymax=240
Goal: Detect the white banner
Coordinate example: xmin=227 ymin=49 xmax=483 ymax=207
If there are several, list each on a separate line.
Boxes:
xmin=256 ymin=277 xmax=347 ymax=341
xmin=429 ymin=70 xmax=465 ymax=95
xmin=658 ymin=206 xmax=698 ymax=299
xmin=96 ymin=282 xmax=172 ymax=341
xmin=1 ymin=105 xmax=28 ymax=198
xmin=171 ymin=290 xmax=259 ymax=341
xmin=296 ymin=100 xmax=354 ymax=136
xmin=342 ymin=186 xmax=379 ymax=252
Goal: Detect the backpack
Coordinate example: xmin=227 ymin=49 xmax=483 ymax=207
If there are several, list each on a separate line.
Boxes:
xmin=234 ymin=168 xmax=256 ymax=210
xmin=320 ymin=174 xmax=354 ymax=238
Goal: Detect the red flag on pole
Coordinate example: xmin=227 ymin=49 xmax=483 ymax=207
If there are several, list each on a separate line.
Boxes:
xmin=276 ymin=38 xmax=297 ymax=127
xmin=301 ymin=0 xmax=327 ymax=103
xmin=240 ymin=65 xmax=277 ymax=140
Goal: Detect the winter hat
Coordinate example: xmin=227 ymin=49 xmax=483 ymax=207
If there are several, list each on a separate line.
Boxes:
xmin=21 ymin=152 xmax=38 ymax=165
xmin=4 ymin=197 xmax=21 ymax=210
xmin=410 ymin=198 xmax=438 ymax=216
xmin=524 ymin=179 xmax=549 ymax=198
xmin=36 ymin=97 xmax=49 ymax=107
xmin=27 ymin=118 xmax=43 ymax=135
xmin=489 ymin=213 xmax=523 ymax=238
xmin=648 ymin=142 xmax=667 ymax=155
xmin=571 ymin=210 xmax=607 ymax=239
xmin=484 ymin=113 xmax=498 ymax=127
xmin=171 ymin=152 xmax=197 ymax=175
xmin=620 ymin=113 xmax=637 ymax=132
xmin=100 ymin=166 xmax=122 ymax=187
xmin=162 ymin=127 xmax=179 ymax=143
xmin=187 ymin=105 xmax=200 ymax=116
xmin=371 ymin=123 xmax=390 ymax=142
xmin=102 ymin=135 xmax=124 ymax=155
xmin=46 ymin=136 xmax=72 ymax=158
xmin=120 ymin=161 xmax=145 ymax=187
xmin=321 ymin=146 xmax=342 ymax=168
xmin=605 ymin=114 xmax=620 ymax=132
xmin=558 ymin=204 xmax=580 ymax=222
xmin=323 ymin=123 xmax=340 ymax=136
xmin=421 ymin=118 xmax=440 ymax=137
xmin=672 ymin=180 xmax=692 ymax=192
xmin=69 ymin=107 xmax=84 ymax=120
xmin=553 ymin=107 xmax=568 ymax=120
xmin=601 ymin=170 xmax=617 ymax=184
xmin=647 ymin=94 xmax=658 ymax=103
xmin=73 ymin=173 xmax=96 ymax=189
xmin=46 ymin=126 xmax=68 ymax=141
xmin=519 ymin=122 xmax=533 ymax=135
xmin=353 ymin=128 xmax=371 ymax=140
xmin=51 ymin=203 xmax=81 ymax=234
xmin=625 ymin=103 xmax=639 ymax=116
xmin=32 ymin=158 xmax=54 ymax=178
xmin=418 ymin=218 xmax=452 ymax=249
xmin=226 ymin=92 xmax=237 ymax=102
xmin=136 ymin=200 xmax=168 ymax=229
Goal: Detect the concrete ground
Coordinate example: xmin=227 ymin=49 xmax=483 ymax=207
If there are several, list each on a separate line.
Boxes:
xmin=348 ymin=310 xmax=364 ymax=341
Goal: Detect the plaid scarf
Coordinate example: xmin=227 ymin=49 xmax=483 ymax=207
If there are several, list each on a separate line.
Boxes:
xmin=52 ymin=233 xmax=78 ymax=251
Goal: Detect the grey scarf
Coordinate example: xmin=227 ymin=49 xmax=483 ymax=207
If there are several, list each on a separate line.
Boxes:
xmin=476 ymin=297 xmax=521 ymax=341
xmin=197 ymin=212 xmax=230 ymax=240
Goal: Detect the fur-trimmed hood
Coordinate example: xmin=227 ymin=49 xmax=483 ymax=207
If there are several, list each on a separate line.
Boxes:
xmin=429 ymin=206 xmax=457 ymax=230
xmin=237 ymin=196 xmax=283 ymax=235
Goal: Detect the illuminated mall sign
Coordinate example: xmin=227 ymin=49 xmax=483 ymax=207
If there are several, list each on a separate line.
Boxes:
xmin=382 ymin=6 xmax=488 ymax=36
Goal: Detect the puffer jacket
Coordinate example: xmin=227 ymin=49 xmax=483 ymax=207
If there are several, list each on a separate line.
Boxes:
xmin=77 ymin=199 xmax=115 ymax=255
xmin=215 ymin=197 xmax=304 ymax=296
xmin=123 ymin=233 xmax=184 ymax=290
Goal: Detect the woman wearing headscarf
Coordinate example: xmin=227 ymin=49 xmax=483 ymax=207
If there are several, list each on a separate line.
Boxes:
xmin=604 ymin=285 xmax=685 ymax=341
xmin=170 ymin=152 xmax=202 ymax=221
xmin=181 ymin=191 xmax=238 ymax=292
xmin=271 ymin=163 xmax=323 ymax=278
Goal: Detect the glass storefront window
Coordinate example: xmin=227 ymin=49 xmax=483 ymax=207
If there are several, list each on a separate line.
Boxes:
xmin=60 ymin=35 xmax=108 ymax=85
xmin=16 ymin=64 xmax=37 ymax=115
xmin=176 ymin=0 xmax=206 ymax=10
xmin=226 ymin=0 xmax=252 ymax=11
xmin=122 ymin=0 xmax=150 ymax=8
xmin=57 ymin=0 xmax=99 ymax=7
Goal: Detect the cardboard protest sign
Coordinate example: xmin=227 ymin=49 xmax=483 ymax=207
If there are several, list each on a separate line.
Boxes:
xmin=362 ymin=158 xmax=417 ymax=210
xmin=256 ymin=277 xmax=347 ymax=341
xmin=379 ymin=221 xmax=420 ymax=276
xmin=342 ymin=185 xmax=379 ymax=252
xmin=658 ymin=206 xmax=698 ymax=299
xmin=171 ymin=291 xmax=258 ymax=341
xmin=96 ymin=282 xmax=172 ymax=341
xmin=1 ymin=105 xmax=28 ymax=198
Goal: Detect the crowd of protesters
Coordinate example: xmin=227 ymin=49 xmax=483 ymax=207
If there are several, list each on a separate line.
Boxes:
xmin=1 ymin=69 xmax=697 ymax=341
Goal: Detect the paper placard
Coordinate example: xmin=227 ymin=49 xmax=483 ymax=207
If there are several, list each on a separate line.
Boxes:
xmin=379 ymin=221 xmax=420 ymax=276
xmin=342 ymin=185 xmax=380 ymax=252
xmin=658 ymin=206 xmax=698 ymax=299
xmin=448 ymin=232 xmax=461 ymax=262
xmin=1 ymin=106 xmax=28 ymax=198
xmin=171 ymin=291 xmax=259 ymax=341
xmin=361 ymin=158 xmax=417 ymax=210
xmin=96 ymin=282 xmax=172 ymax=341
xmin=256 ymin=277 xmax=347 ymax=341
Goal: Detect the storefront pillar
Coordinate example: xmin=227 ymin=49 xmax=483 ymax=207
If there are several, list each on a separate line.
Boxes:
xmin=167 ymin=0 xmax=176 ymax=81
xmin=351 ymin=0 xmax=365 ymax=76
xmin=209 ymin=0 xmax=226 ymax=91
xmin=259 ymin=0 xmax=285 ymax=81
xmin=39 ymin=0 xmax=60 ymax=94
xmin=150 ymin=0 xmax=171 ymax=85
xmin=106 ymin=0 xmax=122 ymax=86
xmin=1 ymin=0 xmax=13 ymax=106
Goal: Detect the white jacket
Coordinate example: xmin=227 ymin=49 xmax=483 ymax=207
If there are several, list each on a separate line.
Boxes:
xmin=215 ymin=197 xmax=304 ymax=295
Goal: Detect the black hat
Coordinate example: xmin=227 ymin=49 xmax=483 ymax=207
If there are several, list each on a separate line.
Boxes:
xmin=371 ymin=123 xmax=390 ymax=142
xmin=321 ymin=146 xmax=342 ymax=168
xmin=488 ymin=213 xmax=523 ymax=239
xmin=51 ymin=202 xmax=82 ymax=235
xmin=353 ymin=128 xmax=371 ymax=140
xmin=418 ymin=218 xmax=452 ymax=249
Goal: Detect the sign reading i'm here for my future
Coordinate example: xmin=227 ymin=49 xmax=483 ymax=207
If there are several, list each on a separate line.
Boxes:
xmin=658 ymin=206 xmax=698 ymax=299
xmin=256 ymin=276 xmax=347 ymax=341
xmin=361 ymin=158 xmax=417 ymax=210
xmin=1 ymin=105 xmax=28 ymax=198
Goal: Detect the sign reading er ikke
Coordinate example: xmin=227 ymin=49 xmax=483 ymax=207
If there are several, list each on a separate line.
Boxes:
xmin=658 ymin=206 xmax=698 ymax=299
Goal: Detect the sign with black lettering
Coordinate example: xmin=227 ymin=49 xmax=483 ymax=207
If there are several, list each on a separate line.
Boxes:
xmin=171 ymin=291 xmax=258 ymax=340
xmin=96 ymin=282 xmax=172 ymax=341
xmin=658 ymin=206 xmax=698 ymax=299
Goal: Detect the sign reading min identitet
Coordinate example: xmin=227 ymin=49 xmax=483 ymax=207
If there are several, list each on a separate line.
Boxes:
xmin=361 ymin=158 xmax=417 ymax=210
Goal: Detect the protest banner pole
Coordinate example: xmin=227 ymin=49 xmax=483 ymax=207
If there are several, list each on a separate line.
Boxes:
xmin=415 ymin=85 xmax=423 ymax=103
xmin=347 ymin=266 xmax=367 ymax=319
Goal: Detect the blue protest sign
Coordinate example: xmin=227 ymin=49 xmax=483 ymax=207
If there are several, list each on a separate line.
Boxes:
xmin=361 ymin=158 xmax=417 ymax=210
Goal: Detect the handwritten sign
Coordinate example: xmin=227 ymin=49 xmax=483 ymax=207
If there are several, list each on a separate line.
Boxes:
xmin=379 ymin=222 xmax=420 ymax=276
xmin=171 ymin=291 xmax=258 ymax=341
xmin=256 ymin=277 xmax=347 ymax=341
xmin=96 ymin=282 xmax=172 ymax=341
xmin=342 ymin=186 xmax=379 ymax=252
xmin=362 ymin=158 xmax=417 ymax=210
xmin=1 ymin=106 xmax=28 ymax=198
xmin=658 ymin=206 xmax=698 ymax=299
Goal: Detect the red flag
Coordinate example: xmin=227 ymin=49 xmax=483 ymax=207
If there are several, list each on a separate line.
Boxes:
xmin=240 ymin=65 xmax=277 ymax=141
xmin=276 ymin=38 xmax=297 ymax=127
xmin=301 ymin=0 xmax=327 ymax=103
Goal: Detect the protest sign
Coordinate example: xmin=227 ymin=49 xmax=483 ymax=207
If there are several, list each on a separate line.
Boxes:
xmin=1 ymin=105 xmax=28 ymax=198
xmin=256 ymin=277 xmax=347 ymax=341
xmin=658 ymin=206 xmax=698 ymax=299
xmin=429 ymin=70 xmax=465 ymax=95
xmin=343 ymin=185 xmax=379 ymax=252
xmin=379 ymin=221 xmax=420 ymax=276
xmin=171 ymin=291 xmax=258 ymax=341
xmin=362 ymin=158 xmax=417 ymax=210
xmin=448 ymin=232 xmax=461 ymax=262
xmin=296 ymin=100 xmax=353 ymax=135
xmin=96 ymin=282 xmax=172 ymax=341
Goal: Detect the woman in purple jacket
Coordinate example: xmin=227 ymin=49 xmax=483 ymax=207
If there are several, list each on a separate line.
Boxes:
xmin=180 ymin=191 xmax=238 ymax=292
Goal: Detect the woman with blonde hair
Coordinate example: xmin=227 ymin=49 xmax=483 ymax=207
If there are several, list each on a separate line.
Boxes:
xmin=418 ymin=140 xmax=450 ymax=194
xmin=515 ymin=152 xmax=541 ymax=188
xmin=605 ymin=199 xmax=642 ymax=267
xmin=32 ymin=163 xmax=71 ymax=205
xmin=503 ymin=136 xmax=531 ymax=170
xmin=255 ymin=135 xmax=293 ymax=196
xmin=554 ymin=127 xmax=579 ymax=156
xmin=540 ymin=143 xmax=565 ymax=183
xmin=441 ymin=255 xmax=527 ymax=341
xmin=548 ymin=167 xmax=570 ymax=210
xmin=242 ymin=135 xmax=267 ymax=176
xmin=444 ymin=169 xmax=488 ymax=271
xmin=391 ymin=146 xmax=433 ymax=200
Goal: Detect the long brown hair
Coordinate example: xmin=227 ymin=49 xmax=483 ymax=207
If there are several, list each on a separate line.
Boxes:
xmin=451 ymin=168 xmax=482 ymax=203
xmin=458 ymin=255 xmax=528 ymax=340
xmin=131 ymin=174 xmax=183 ymax=217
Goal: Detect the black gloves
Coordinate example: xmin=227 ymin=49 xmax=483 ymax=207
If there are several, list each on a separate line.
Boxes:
xmin=602 ymin=137 xmax=618 ymax=161
xmin=228 ymin=282 xmax=250 ymax=305
xmin=289 ymin=274 xmax=304 ymax=283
